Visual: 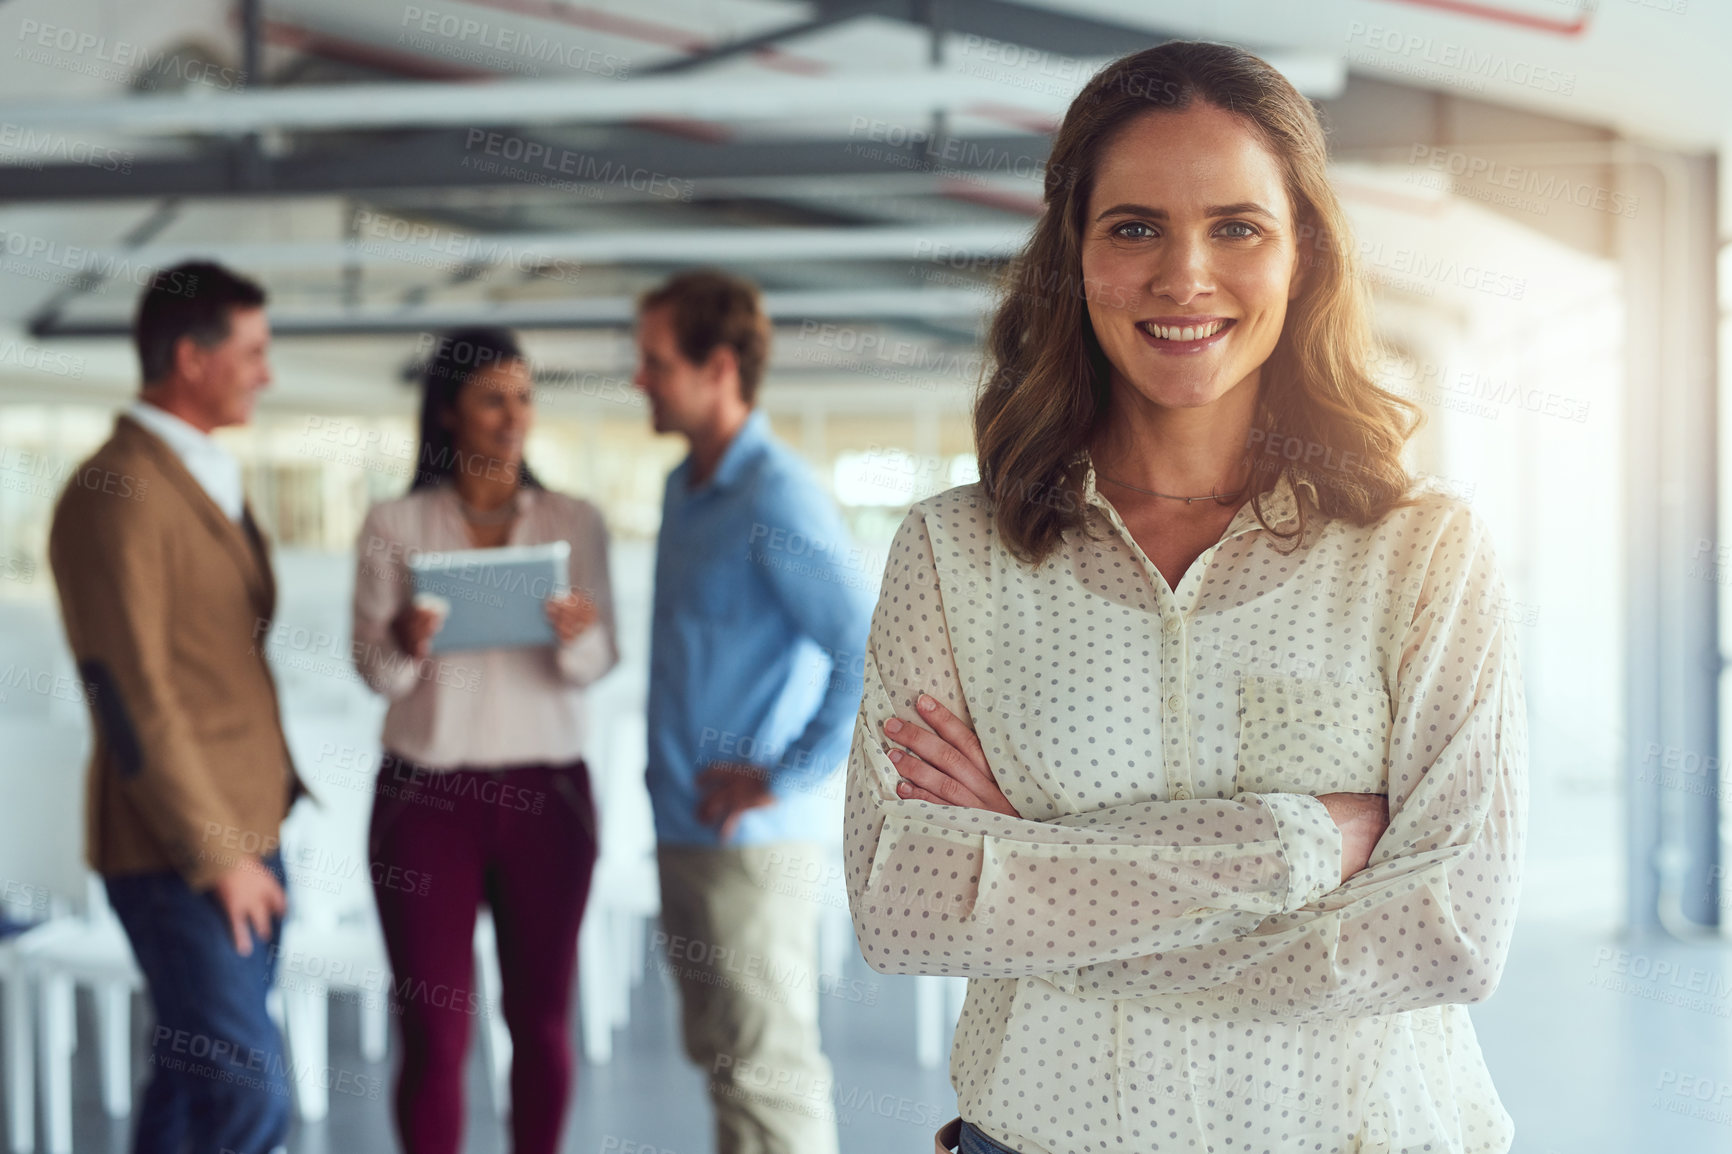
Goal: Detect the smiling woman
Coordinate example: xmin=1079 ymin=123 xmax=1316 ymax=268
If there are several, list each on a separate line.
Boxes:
xmin=349 ymin=325 xmax=619 ymax=1154
xmin=843 ymin=40 xmax=1529 ymax=1154
xmin=974 ymin=41 xmax=1422 ymax=567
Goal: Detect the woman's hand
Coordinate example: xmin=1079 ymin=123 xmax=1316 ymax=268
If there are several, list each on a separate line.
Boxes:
xmin=544 ymin=591 xmax=599 ymax=644
xmin=883 ymin=693 xmax=1021 ymax=818
xmin=392 ymin=601 xmax=446 ymax=660
xmin=1317 ymin=792 xmax=1390 ymax=883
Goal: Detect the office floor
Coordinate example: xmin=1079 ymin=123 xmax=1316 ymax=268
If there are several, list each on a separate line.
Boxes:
xmin=22 ymin=918 xmax=1732 ymax=1154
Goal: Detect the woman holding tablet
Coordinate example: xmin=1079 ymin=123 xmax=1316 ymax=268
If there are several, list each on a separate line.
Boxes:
xmin=844 ymin=41 xmax=1528 ymax=1154
xmin=351 ymin=326 xmax=617 ymax=1154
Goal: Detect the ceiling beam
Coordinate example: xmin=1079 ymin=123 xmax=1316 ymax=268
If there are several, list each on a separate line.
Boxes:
xmin=0 ymin=72 xmax=1079 ymax=136
xmin=0 ymin=129 xmax=1057 ymax=202
xmin=639 ymin=0 xmax=899 ymax=75
xmin=53 ymin=224 xmax=1027 ymax=273
xmin=29 ymin=287 xmax=998 ymax=338
xmin=845 ymin=0 xmax=1178 ymax=58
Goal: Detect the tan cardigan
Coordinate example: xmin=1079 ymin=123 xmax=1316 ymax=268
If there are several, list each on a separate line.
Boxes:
xmin=48 ymin=414 xmax=309 ymax=890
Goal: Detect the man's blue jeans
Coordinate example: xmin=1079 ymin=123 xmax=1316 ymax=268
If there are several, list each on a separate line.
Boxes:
xmin=104 ymin=853 xmax=290 ymax=1154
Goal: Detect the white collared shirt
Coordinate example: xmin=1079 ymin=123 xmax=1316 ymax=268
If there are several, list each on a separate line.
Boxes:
xmin=845 ymin=468 xmax=1528 ymax=1154
xmin=126 ymin=400 xmax=245 ymax=523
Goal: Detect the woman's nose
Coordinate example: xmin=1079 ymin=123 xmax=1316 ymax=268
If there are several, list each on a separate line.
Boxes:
xmin=1147 ymin=235 xmax=1212 ymax=302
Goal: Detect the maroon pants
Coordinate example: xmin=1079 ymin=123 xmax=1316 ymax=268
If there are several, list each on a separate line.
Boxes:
xmin=369 ymin=751 xmax=600 ymax=1154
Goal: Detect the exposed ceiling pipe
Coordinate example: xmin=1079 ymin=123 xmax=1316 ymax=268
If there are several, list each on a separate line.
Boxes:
xmin=1374 ymin=0 xmax=1595 ymax=37
xmin=31 ymin=286 xmax=999 ymax=337
xmin=0 ymin=73 xmax=1072 ymax=135
xmin=0 ymin=58 xmax=1345 ymax=136
xmin=56 ymin=224 xmax=1029 ymax=273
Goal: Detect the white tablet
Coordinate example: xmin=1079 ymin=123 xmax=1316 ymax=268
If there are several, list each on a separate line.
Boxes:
xmin=407 ymin=541 xmax=570 ymax=654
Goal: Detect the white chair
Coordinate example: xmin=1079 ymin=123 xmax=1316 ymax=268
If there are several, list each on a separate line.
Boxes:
xmin=268 ymin=893 xmax=515 ymax=1122
xmin=272 ymin=707 xmax=396 ymax=1122
xmin=0 ymin=717 xmax=142 ymax=1154
xmin=578 ymin=850 xmax=659 ymax=1064
xmin=0 ymin=933 xmax=34 ymax=1154
xmin=270 ymin=909 xmax=393 ymax=1122
xmin=16 ymin=698 xmax=399 ymax=1137
xmin=0 ymin=859 xmax=50 ymax=1154
xmin=23 ymin=880 xmax=143 ymax=1148
xmin=0 ymin=608 xmax=96 ymax=1151
xmin=575 ymin=679 xmax=662 ymax=1065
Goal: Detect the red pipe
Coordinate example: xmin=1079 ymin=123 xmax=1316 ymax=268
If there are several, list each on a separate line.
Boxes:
xmin=265 ymin=11 xmax=1060 ymax=148
xmin=1376 ymin=0 xmax=1594 ymax=37
xmin=454 ymin=0 xmax=828 ymax=73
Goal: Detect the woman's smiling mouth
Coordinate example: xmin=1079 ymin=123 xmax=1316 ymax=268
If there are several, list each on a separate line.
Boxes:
xmin=1135 ymin=316 xmax=1235 ymax=352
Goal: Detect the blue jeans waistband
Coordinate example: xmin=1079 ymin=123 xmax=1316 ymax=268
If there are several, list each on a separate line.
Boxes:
xmin=959 ymin=1120 xmax=1024 ymax=1154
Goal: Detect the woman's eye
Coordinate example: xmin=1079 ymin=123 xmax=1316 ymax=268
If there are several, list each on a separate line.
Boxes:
xmin=1108 ymin=220 xmax=1259 ymax=240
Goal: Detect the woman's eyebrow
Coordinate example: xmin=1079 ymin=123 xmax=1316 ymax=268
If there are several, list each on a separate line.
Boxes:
xmin=1094 ymin=201 xmax=1279 ymax=221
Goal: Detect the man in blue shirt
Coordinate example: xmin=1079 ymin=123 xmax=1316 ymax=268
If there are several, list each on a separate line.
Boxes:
xmin=633 ymin=271 xmax=874 ymax=1154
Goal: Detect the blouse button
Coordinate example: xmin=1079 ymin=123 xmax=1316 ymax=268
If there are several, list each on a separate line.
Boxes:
xmin=1165 ymin=693 xmax=1183 ymax=713
xmin=1171 ymin=784 xmax=1190 ymax=800
xmin=1164 ymin=616 xmax=1181 ymax=634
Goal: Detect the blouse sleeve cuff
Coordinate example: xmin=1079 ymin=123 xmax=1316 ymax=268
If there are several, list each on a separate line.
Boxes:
xmin=1261 ymin=792 xmax=1343 ymax=911
xmin=555 ymin=623 xmax=614 ymax=685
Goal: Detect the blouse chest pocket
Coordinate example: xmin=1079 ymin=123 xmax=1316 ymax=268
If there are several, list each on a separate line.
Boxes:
xmin=1235 ymin=673 xmax=1390 ymax=796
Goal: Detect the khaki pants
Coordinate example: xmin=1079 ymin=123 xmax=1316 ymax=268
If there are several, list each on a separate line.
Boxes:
xmin=656 ymin=842 xmax=841 ymax=1154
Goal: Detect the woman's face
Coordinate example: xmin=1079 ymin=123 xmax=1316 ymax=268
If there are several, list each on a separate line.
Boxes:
xmin=446 ymin=356 xmax=534 ymax=475
xmin=1079 ymin=101 xmax=1304 ymax=415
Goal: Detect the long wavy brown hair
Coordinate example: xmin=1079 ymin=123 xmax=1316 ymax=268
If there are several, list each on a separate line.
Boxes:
xmin=974 ymin=40 xmax=1423 ymax=564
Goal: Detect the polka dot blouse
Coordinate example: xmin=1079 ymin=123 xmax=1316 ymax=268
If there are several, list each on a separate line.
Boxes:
xmin=843 ymin=465 xmax=1529 ymax=1154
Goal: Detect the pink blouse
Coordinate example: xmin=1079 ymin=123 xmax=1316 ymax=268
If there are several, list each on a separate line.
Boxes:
xmin=350 ymin=483 xmax=618 ymax=770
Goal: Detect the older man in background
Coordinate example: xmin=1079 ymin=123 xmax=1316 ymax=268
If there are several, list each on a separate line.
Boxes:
xmin=49 ymin=260 xmax=307 ymax=1154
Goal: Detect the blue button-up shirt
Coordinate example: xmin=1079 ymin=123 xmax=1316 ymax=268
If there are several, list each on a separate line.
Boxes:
xmin=646 ymin=411 xmax=877 ymax=847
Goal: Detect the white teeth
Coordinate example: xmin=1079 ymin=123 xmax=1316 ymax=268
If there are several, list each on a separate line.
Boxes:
xmin=1143 ymin=320 xmax=1226 ymax=341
